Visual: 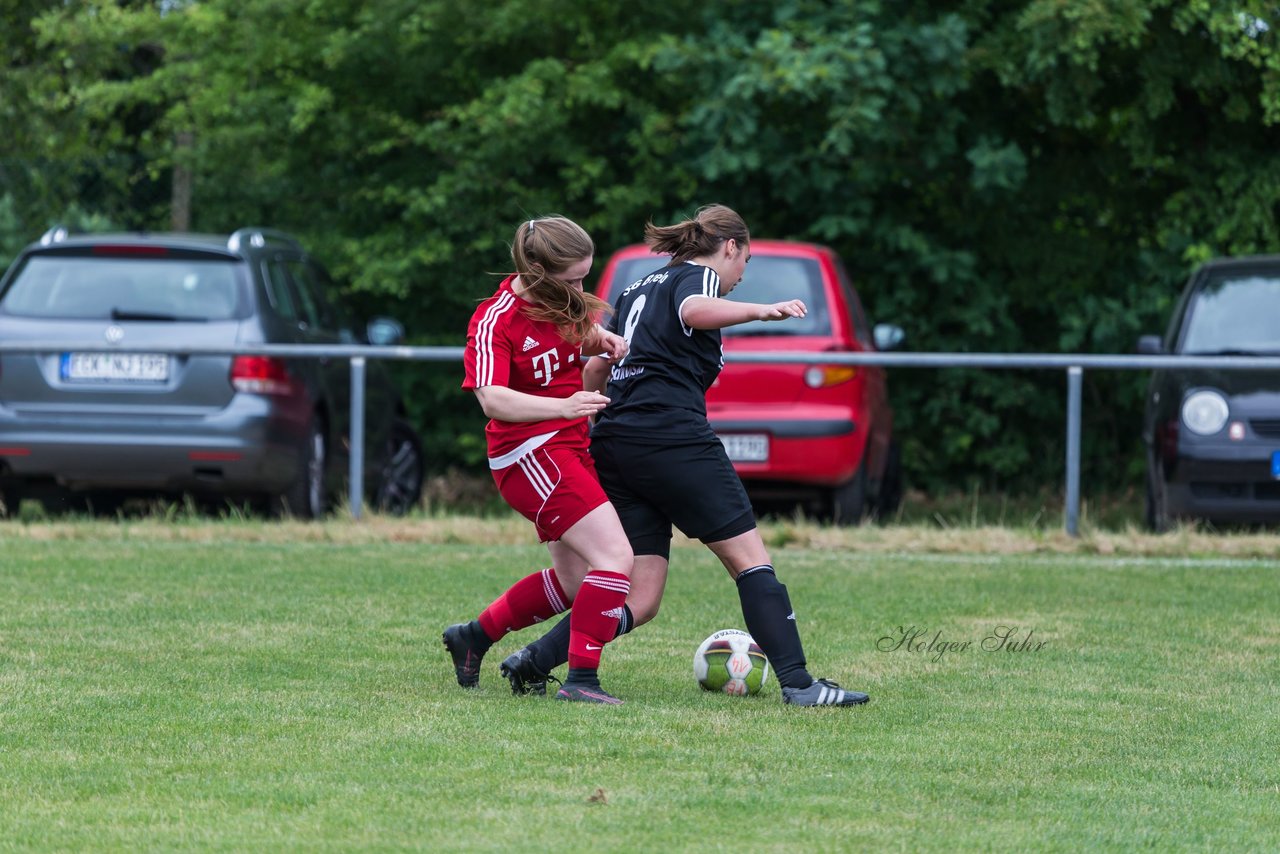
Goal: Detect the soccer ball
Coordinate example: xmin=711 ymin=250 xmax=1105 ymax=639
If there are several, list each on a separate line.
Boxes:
xmin=693 ymin=629 xmax=769 ymax=696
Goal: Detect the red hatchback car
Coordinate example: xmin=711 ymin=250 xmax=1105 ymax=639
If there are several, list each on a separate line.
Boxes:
xmin=595 ymin=240 xmax=904 ymax=523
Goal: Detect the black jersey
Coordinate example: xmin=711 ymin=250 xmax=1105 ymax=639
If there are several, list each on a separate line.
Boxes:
xmin=591 ymin=261 xmax=724 ymax=440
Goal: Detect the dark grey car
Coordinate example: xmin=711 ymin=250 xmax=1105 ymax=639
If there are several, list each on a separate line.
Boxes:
xmin=1138 ymin=255 xmax=1280 ymax=529
xmin=0 ymin=226 xmax=424 ymax=517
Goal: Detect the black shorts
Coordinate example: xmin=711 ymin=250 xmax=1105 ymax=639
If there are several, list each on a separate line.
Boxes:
xmin=590 ymin=432 xmax=756 ymax=560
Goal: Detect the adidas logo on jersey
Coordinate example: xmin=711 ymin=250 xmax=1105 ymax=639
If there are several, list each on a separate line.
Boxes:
xmin=522 ymin=336 xmax=539 ymax=352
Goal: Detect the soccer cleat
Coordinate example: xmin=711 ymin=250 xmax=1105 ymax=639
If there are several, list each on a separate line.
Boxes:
xmin=442 ymin=622 xmax=488 ymax=688
xmin=499 ymin=647 xmax=558 ymax=696
xmin=781 ymin=678 xmax=869 ymax=707
xmin=555 ymin=682 xmax=623 ymax=705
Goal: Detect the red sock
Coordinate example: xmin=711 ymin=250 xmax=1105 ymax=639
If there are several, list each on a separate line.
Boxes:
xmin=477 ymin=568 xmax=568 ymax=642
xmin=568 ymin=570 xmax=631 ymax=670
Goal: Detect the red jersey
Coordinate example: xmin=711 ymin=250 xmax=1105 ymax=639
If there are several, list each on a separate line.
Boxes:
xmin=462 ymin=276 xmax=590 ymax=459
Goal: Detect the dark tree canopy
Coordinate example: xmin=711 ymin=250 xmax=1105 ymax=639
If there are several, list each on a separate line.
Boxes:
xmin=5 ymin=0 xmax=1280 ymax=491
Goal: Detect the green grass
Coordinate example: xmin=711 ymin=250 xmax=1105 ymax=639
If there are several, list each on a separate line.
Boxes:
xmin=1 ymin=528 xmax=1277 ymax=851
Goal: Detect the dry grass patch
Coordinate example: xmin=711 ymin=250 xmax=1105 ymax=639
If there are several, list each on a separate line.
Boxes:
xmin=1 ymin=511 xmax=1277 ymax=558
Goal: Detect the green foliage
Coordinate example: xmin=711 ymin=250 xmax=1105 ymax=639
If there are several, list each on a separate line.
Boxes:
xmin=0 ymin=193 xmax=23 ymax=272
xmin=0 ymin=192 xmax=116 ymax=272
xmin=4 ymin=0 xmax=1280 ymax=491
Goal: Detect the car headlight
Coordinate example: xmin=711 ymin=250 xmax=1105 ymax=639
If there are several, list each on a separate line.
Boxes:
xmin=1181 ymin=390 xmax=1229 ymax=436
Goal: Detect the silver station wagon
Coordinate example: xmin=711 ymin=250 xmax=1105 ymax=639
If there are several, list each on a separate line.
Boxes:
xmin=0 ymin=226 xmax=423 ymax=517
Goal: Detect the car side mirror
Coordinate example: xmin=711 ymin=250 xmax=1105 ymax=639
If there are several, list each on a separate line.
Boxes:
xmin=367 ymin=317 xmax=405 ymax=346
xmin=1136 ymin=335 xmax=1164 ymax=355
xmin=873 ymin=323 xmax=905 ymax=351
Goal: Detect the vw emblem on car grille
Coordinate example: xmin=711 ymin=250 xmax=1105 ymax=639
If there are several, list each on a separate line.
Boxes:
xmin=104 ymin=324 xmax=125 ymax=344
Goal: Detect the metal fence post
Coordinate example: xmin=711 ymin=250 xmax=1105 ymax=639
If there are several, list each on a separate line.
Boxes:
xmin=349 ymin=356 xmax=366 ymax=520
xmin=1065 ymin=366 xmax=1083 ymax=536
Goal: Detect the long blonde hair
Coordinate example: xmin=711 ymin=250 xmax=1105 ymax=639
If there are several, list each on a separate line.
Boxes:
xmin=643 ymin=204 xmax=750 ymax=264
xmin=512 ymin=216 xmax=609 ymax=344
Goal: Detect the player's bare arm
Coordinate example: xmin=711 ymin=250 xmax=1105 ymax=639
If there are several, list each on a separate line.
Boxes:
xmin=583 ymin=356 xmax=610 ymax=396
xmin=581 ymin=324 xmax=629 ymax=360
xmin=680 ymin=296 xmax=807 ymax=330
xmin=473 ymin=385 xmax=610 ymax=422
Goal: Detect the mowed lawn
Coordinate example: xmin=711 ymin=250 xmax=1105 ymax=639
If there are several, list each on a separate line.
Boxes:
xmin=1 ymin=525 xmax=1277 ymax=851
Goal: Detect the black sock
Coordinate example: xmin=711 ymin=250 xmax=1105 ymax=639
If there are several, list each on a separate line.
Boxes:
xmin=565 ymin=667 xmax=600 ymax=688
xmin=528 ymin=615 xmax=570 ymax=675
xmin=528 ymin=605 xmax=633 ymax=674
xmin=464 ymin=619 xmax=494 ymax=655
xmin=615 ymin=604 xmax=634 ymax=638
xmin=735 ymin=565 xmax=813 ymax=689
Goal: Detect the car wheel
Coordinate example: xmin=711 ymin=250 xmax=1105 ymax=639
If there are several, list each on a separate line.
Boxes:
xmin=1145 ymin=462 xmax=1171 ymax=534
xmin=282 ymin=419 xmax=327 ymax=519
xmin=873 ymin=441 xmax=904 ymax=523
xmin=1 ymin=485 xmax=21 ymax=518
xmin=374 ymin=418 xmax=425 ymax=516
xmin=830 ymin=463 xmax=868 ymax=526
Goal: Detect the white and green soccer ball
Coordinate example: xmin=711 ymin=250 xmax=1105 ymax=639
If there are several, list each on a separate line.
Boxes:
xmin=693 ymin=629 xmax=770 ymax=696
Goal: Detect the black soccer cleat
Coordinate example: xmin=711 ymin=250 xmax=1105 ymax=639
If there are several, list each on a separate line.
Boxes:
xmin=442 ymin=622 xmax=489 ymax=688
xmin=555 ymin=682 xmax=623 ymax=705
xmin=781 ymin=678 xmax=870 ymax=707
xmin=499 ymin=647 xmax=557 ymax=696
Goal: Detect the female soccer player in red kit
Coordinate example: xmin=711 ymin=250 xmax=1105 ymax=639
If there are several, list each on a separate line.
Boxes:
xmin=501 ymin=204 xmax=871 ymax=707
xmin=444 ymin=215 xmax=633 ymax=704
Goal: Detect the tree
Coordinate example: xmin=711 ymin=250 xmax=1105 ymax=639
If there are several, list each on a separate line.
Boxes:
xmin=5 ymin=0 xmax=1280 ymax=491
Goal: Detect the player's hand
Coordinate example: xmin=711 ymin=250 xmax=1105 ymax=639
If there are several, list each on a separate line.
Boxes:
xmin=757 ymin=299 xmax=807 ymax=321
xmin=596 ymin=329 xmax=629 ymax=361
xmin=561 ymin=390 xmax=611 ymax=419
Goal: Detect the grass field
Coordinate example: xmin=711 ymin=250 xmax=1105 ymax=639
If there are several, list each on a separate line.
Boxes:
xmin=1 ymin=517 xmax=1277 ymax=851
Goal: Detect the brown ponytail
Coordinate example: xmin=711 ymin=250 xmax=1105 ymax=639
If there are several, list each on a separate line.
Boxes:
xmin=511 ymin=216 xmax=610 ymax=344
xmin=643 ymin=204 xmax=750 ymax=264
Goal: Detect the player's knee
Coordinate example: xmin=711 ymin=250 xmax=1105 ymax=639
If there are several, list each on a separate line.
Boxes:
xmin=629 ymin=597 xmax=660 ymax=626
xmin=601 ymin=544 xmax=634 ymax=576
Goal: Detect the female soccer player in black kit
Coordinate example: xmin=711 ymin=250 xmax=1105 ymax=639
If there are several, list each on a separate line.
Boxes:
xmin=500 ymin=204 xmax=870 ymax=707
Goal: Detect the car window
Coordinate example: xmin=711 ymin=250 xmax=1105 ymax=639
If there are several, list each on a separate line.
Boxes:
xmin=606 ymin=255 xmax=831 ymax=337
xmin=1180 ymin=275 xmax=1280 ymax=353
xmin=605 ymin=257 xmax=668 ymax=299
xmin=845 ymin=287 xmax=871 ymax=345
xmin=263 ymin=259 xmax=300 ymax=322
xmin=1 ymin=255 xmax=241 ymax=320
xmin=304 ymin=260 xmax=358 ymax=342
xmin=832 ymin=255 xmax=872 ymax=345
xmin=284 ymin=259 xmax=334 ymax=332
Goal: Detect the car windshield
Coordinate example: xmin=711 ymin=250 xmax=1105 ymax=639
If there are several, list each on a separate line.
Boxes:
xmin=605 ymin=255 xmax=831 ymax=336
xmin=1180 ymin=274 xmax=1280 ymax=353
xmin=1 ymin=255 xmax=242 ymax=321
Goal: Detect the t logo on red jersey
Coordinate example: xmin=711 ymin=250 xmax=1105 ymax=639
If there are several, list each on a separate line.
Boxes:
xmin=530 ymin=348 xmax=561 ymax=387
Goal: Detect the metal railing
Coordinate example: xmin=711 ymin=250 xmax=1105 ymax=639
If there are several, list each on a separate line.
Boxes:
xmin=4 ymin=341 xmax=1279 ymax=534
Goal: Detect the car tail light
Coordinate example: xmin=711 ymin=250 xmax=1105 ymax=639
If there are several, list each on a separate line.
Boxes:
xmin=231 ymin=355 xmax=298 ymax=395
xmin=189 ymin=450 xmax=244 ymax=461
xmin=804 ymin=365 xmax=858 ymax=388
xmin=90 ymin=244 xmax=170 ymax=256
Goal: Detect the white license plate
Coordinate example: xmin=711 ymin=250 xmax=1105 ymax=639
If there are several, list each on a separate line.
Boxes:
xmin=61 ymin=352 xmax=170 ymax=383
xmin=720 ymin=433 xmax=769 ymax=462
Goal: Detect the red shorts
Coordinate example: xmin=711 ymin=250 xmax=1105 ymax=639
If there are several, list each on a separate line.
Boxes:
xmin=491 ymin=443 xmax=609 ymax=542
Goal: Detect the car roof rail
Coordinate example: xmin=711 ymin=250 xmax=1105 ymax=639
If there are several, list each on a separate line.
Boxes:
xmin=227 ymin=227 xmax=301 ymax=253
xmin=39 ymin=224 xmax=70 ymax=246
